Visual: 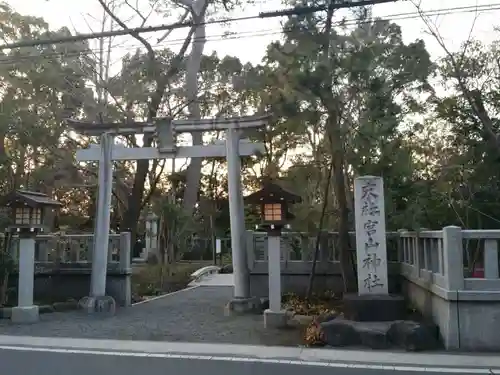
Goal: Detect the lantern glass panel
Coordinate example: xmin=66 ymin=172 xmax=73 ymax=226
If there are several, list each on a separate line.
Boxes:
xmin=15 ymin=207 xmax=31 ymax=224
xmin=264 ymin=203 xmax=282 ymax=221
xmin=33 ymin=208 xmax=42 ymax=225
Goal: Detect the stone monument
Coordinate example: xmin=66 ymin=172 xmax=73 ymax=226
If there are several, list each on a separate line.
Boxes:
xmin=343 ymin=175 xmax=404 ymax=321
xmin=354 ymin=176 xmax=388 ymax=295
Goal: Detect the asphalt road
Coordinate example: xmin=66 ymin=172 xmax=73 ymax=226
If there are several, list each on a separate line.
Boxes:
xmin=0 ymin=348 xmax=494 ymax=375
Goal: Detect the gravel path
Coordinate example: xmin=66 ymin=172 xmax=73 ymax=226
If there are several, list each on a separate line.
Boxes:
xmin=0 ymin=286 xmax=303 ymax=346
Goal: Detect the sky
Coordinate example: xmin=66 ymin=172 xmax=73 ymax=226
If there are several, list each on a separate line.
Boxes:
xmin=7 ymin=0 xmax=500 ymax=67
xmin=6 ymin=0 xmax=500 ymax=173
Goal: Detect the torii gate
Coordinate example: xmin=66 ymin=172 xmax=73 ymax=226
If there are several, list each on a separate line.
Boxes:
xmin=69 ymin=115 xmax=268 ymax=312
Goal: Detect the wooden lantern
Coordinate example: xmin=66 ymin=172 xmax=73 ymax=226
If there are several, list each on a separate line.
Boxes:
xmin=0 ymin=190 xmax=62 ymax=234
xmin=244 ymin=180 xmax=302 ymax=233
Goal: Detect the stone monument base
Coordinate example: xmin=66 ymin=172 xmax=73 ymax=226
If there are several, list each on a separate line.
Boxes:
xmin=78 ymin=295 xmax=116 ymax=315
xmin=343 ymin=293 xmax=405 ymax=322
xmin=263 ymin=309 xmax=289 ymax=329
xmin=224 ymin=297 xmax=262 ymax=316
xmin=11 ymin=305 xmax=39 ymax=324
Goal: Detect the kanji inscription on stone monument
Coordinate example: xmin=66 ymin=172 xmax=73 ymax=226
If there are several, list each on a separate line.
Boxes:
xmin=354 ymin=176 xmax=389 ymax=295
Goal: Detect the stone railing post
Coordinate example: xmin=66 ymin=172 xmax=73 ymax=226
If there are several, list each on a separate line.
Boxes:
xmin=484 ymin=238 xmax=499 ymax=278
xmin=119 ymin=232 xmax=132 ymax=306
xmin=86 ymin=235 xmax=93 ymax=263
xmin=71 ymin=241 xmax=80 ymax=262
xmin=119 ymin=232 xmax=131 ymax=270
xmin=53 ymin=235 xmax=63 ymax=266
xmin=107 ymin=238 xmax=113 ymax=264
xmin=397 ymin=229 xmax=407 ymax=263
xmin=419 ymin=228 xmax=430 ymax=272
xmin=38 ymin=239 xmax=49 ymax=263
xmin=246 ymin=230 xmax=254 ymax=272
xmin=442 ymin=226 xmax=464 ymax=290
xmin=414 ymin=228 xmax=425 ymax=277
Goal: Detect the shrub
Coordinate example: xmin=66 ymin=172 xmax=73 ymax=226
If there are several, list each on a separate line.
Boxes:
xmin=304 ymin=321 xmax=325 ymax=346
xmin=0 ymin=235 xmax=15 ymax=307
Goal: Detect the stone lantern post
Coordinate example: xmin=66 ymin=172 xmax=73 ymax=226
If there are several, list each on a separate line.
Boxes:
xmin=0 ymin=190 xmax=61 ymax=323
xmin=244 ymin=179 xmax=302 ymax=328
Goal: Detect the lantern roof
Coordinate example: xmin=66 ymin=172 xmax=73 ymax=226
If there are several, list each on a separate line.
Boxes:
xmin=244 ymin=179 xmax=302 ymax=205
xmin=0 ymin=190 xmax=62 ymax=208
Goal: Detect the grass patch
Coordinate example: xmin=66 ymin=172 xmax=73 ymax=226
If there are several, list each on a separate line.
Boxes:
xmin=131 ymin=261 xmax=214 ymax=302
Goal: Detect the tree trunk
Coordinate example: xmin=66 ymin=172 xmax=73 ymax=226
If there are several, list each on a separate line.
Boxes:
xmin=99 ymin=0 xmax=199 ymax=246
xmin=333 ymin=156 xmax=357 ymax=293
xmin=328 ymin=124 xmax=357 ymax=294
xmin=182 ymin=0 xmax=208 ymax=215
xmin=317 ymin=1 xmax=357 ymax=294
xmin=121 ymin=140 xmax=153 ymax=243
xmin=306 ymin=160 xmax=333 ymax=300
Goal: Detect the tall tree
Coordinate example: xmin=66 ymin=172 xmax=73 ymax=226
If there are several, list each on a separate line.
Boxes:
xmin=94 ymin=0 xmax=253 ymax=242
xmin=0 ymin=3 xmax=92 ymax=193
xmin=260 ymin=3 xmax=433 ymax=291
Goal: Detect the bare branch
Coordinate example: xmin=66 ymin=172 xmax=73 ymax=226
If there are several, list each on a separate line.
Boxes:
xmin=80 ymin=14 xmax=97 ymax=36
xmin=175 ymin=0 xmax=195 ymax=12
xmin=412 ymin=0 xmax=500 ymax=153
xmin=140 ymin=159 xmax=167 ymax=212
xmin=124 ymin=0 xmax=147 ymax=25
xmin=458 ymin=9 xmax=478 ymax=69
xmin=145 ymin=0 xmax=161 ymax=24
xmin=123 ymin=0 xmax=159 ymax=27
xmin=80 ymin=165 xmax=128 ymax=210
xmin=157 ymin=9 xmax=190 ymax=43
xmin=83 ymin=60 xmax=129 ymax=116
xmin=97 ymin=0 xmax=155 ymax=61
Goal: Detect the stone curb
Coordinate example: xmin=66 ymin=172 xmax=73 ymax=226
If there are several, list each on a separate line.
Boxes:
xmin=0 ymin=307 xmax=11 ymax=319
xmin=0 ymin=299 xmax=79 ymax=319
xmin=318 ymin=317 xmax=441 ymax=352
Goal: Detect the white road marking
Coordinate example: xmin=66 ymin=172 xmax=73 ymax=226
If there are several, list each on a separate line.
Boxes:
xmin=131 ymin=286 xmax=199 ymax=306
xmin=0 ymin=345 xmax=496 ymax=373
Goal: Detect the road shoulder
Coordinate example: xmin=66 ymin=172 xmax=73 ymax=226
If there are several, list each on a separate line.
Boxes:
xmin=0 ymin=334 xmax=498 ymax=373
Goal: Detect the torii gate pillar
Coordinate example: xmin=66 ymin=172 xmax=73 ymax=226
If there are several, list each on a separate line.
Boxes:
xmin=224 ymin=128 xmax=261 ymax=315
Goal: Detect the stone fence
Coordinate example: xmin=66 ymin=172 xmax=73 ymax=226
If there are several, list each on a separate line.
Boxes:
xmin=2 ymin=233 xmax=126 ymax=265
xmin=2 ymin=232 xmax=132 ymax=306
xmin=3 ymin=229 xmax=500 ymax=349
xmin=244 ymin=228 xmax=500 ymax=351
xmin=246 ymin=231 xmax=401 ymax=297
xmin=399 ymin=227 xmax=500 ymax=351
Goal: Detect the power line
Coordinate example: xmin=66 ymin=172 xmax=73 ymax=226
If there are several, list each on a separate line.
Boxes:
xmin=0 ymin=15 xmax=257 ymax=51
xmin=0 ymin=0 xmax=403 ymax=50
xmin=259 ymin=0 xmax=399 ymax=18
xmin=1 ymin=2 xmax=498 ymax=65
